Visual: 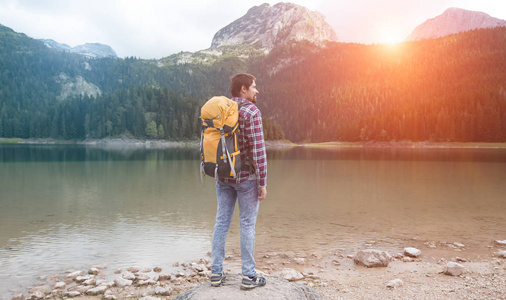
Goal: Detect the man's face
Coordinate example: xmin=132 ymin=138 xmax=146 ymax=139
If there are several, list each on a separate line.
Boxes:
xmin=243 ymin=81 xmax=259 ymax=103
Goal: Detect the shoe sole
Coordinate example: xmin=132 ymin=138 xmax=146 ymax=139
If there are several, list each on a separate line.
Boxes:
xmin=240 ymin=283 xmax=265 ymax=290
xmin=211 ymin=276 xmax=226 ymax=287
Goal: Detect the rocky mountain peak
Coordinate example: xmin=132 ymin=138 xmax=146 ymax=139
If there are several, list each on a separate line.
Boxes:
xmin=406 ymin=7 xmax=506 ymax=41
xmin=40 ymin=39 xmax=118 ymax=59
xmin=40 ymin=39 xmax=72 ymax=51
xmin=210 ymin=2 xmax=338 ymax=51
xmin=70 ymin=43 xmax=117 ymax=58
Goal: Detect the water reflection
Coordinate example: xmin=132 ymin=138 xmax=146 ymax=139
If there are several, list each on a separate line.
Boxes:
xmin=0 ymin=144 xmax=199 ymax=162
xmin=268 ymin=146 xmax=506 ymax=162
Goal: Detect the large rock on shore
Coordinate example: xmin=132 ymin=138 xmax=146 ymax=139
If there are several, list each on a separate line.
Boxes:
xmin=280 ymin=268 xmax=304 ymax=281
xmin=495 ymin=250 xmax=506 ymax=258
xmin=174 ymin=274 xmax=321 ymax=300
xmin=404 ymin=247 xmax=422 ymax=258
xmin=353 ymin=249 xmax=392 ymax=268
xmin=444 ymin=262 xmax=465 ymax=276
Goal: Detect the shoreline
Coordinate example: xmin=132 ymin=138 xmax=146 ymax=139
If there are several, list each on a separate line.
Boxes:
xmin=10 ymin=241 xmax=506 ymax=300
xmin=1 ymin=137 xmax=506 ymax=149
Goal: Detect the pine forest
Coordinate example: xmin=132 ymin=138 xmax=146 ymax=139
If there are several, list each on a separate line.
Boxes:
xmin=0 ymin=25 xmax=505 ymax=143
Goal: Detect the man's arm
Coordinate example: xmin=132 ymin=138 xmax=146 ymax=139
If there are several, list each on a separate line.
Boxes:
xmin=244 ymin=107 xmax=267 ymax=199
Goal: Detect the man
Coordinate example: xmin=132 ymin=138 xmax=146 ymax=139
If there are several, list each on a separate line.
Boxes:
xmin=210 ymin=73 xmax=268 ymax=290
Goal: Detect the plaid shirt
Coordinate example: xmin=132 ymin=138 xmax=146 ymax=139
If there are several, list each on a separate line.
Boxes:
xmin=219 ymin=97 xmax=267 ymax=187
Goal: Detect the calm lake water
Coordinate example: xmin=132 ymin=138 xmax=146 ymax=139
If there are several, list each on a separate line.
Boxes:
xmin=1 ymin=144 xmax=506 ymax=298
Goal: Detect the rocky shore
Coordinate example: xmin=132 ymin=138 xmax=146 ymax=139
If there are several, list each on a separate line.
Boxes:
xmin=10 ymin=240 xmax=506 ymax=300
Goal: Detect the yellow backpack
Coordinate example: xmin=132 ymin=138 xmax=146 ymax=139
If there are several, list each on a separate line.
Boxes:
xmin=200 ymin=96 xmax=243 ymax=180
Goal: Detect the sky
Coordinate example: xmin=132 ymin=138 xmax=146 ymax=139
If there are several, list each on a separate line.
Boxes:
xmin=0 ymin=0 xmax=505 ymax=59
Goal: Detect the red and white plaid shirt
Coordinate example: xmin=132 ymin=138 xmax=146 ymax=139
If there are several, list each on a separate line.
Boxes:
xmin=219 ymin=97 xmax=267 ymax=187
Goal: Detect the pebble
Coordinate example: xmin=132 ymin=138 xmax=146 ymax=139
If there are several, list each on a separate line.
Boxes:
xmin=74 ymin=285 xmax=92 ymax=293
xmin=155 ymin=286 xmax=173 ymax=296
xmin=158 ymin=273 xmax=171 ymax=281
xmin=353 ymin=249 xmax=392 ymax=268
xmin=386 ymin=278 xmax=403 ymax=288
xmin=92 ymin=264 xmax=107 ymax=270
xmin=404 ymin=247 xmax=422 ymax=258
xmin=28 ymin=291 xmax=45 ymax=299
xmin=280 ymin=268 xmax=304 ymax=281
xmin=66 ymin=291 xmax=81 ymax=297
xmin=190 ymin=263 xmax=206 ymax=272
xmin=86 ymin=285 xmax=107 ymax=295
xmin=294 ymin=258 xmax=306 ymax=265
xmin=83 ymin=278 xmax=96 ymax=286
xmin=453 ymin=242 xmax=465 ymax=248
xmin=127 ymin=267 xmax=140 ymax=273
xmin=444 ymin=262 xmax=465 ymax=276
xmin=114 ymin=277 xmax=133 ymax=287
xmin=425 ymin=241 xmax=437 ymax=248
xmin=88 ymin=267 xmax=100 ymax=275
xmin=75 ymin=275 xmax=92 ymax=283
xmin=65 ymin=270 xmax=85 ymax=280
xmin=54 ymin=282 xmax=66 ymax=289
xmin=135 ymin=273 xmax=150 ymax=281
xmin=122 ymin=271 xmax=136 ymax=281
xmin=138 ymin=279 xmax=157 ymax=286
xmin=495 ymin=250 xmax=506 ymax=258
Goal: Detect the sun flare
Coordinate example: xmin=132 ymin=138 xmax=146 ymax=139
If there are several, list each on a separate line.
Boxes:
xmin=376 ymin=25 xmax=405 ymax=44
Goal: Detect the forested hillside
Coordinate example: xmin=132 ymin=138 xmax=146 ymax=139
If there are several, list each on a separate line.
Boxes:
xmin=1 ymin=24 xmax=505 ymax=142
xmin=260 ymin=27 xmax=506 ymax=142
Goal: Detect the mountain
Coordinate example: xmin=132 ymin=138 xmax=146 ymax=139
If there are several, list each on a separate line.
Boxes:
xmin=211 ymin=2 xmax=337 ymax=51
xmin=40 ymin=39 xmax=118 ymax=58
xmin=70 ymin=43 xmax=117 ymax=58
xmin=40 ymin=39 xmax=72 ymax=51
xmin=406 ymin=7 xmax=506 ymax=41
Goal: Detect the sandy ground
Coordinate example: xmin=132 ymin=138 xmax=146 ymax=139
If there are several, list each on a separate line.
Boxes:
xmin=253 ymin=244 xmax=506 ymax=300
xmin=13 ymin=242 xmax=506 ymax=300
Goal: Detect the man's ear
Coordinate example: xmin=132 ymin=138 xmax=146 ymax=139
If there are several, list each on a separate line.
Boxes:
xmin=240 ymin=85 xmax=248 ymax=94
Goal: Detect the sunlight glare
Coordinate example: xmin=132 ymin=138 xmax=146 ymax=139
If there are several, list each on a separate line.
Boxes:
xmin=375 ymin=25 xmax=405 ymax=45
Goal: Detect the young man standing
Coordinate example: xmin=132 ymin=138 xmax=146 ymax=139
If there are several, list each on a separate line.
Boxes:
xmin=210 ymin=73 xmax=268 ymax=290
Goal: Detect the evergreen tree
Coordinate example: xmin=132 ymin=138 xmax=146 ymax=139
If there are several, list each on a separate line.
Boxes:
xmin=145 ymin=120 xmax=158 ymax=139
xmin=158 ymin=124 xmax=165 ymax=140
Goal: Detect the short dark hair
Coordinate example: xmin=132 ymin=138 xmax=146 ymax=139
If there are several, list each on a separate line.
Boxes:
xmin=230 ymin=73 xmax=256 ymax=97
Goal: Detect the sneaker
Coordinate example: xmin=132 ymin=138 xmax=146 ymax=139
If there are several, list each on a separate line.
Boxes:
xmin=210 ymin=272 xmax=226 ymax=287
xmin=241 ymin=275 xmax=266 ymax=290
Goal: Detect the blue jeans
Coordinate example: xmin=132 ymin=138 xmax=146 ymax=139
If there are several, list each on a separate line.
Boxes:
xmin=211 ymin=179 xmax=259 ymax=277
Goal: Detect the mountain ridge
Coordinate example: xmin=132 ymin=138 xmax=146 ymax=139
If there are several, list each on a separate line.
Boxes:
xmin=40 ymin=39 xmax=118 ymax=58
xmin=211 ymin=2 xmax=337 ymax=51
xmin=406 ymin=7 xmax=506 ymax=41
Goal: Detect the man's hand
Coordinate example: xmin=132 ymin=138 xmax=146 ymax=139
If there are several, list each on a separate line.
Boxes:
xmin=258 ymin=186 xmax=267 ymax=201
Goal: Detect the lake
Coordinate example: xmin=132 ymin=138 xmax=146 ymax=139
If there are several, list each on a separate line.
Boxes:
xmin=1 ymin=144 xmax=506 ymax=298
